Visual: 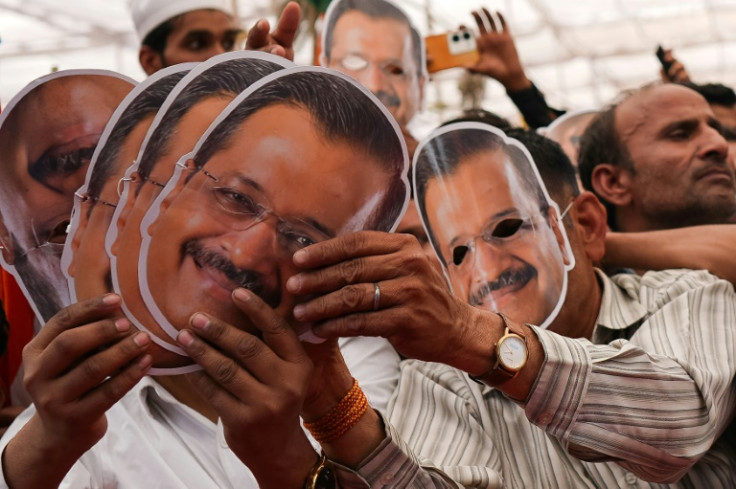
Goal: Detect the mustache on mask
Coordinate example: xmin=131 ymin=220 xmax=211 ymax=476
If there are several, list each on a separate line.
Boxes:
xmin=375 ymin=90 xmax=401 ymax=109
xmin=469 ymin=264 xmax=537 ymax=308
xmin=183 ymin=240 xmax=281 ymax=308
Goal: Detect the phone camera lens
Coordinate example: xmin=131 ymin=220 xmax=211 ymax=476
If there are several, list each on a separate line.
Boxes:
xmin=452 ymin=34 xmax=460 ymax=42
xmin=463 ymin=32 xmax=471 ymax=40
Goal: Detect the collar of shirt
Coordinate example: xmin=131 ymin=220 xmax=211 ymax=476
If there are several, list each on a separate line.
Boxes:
xmin=593 ymin=269 xmax=648 ymax=333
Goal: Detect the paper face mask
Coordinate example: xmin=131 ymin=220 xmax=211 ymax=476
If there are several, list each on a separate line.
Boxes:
xmin=62 ymin=65 xmax=194 ymax=306
xmin=138 ymin=66 xmax=409 ymax=370
xmin=0 ymin=69 xmax=135 ymax=323
xmin=413 ymin=123 xmax=575 ymax=329
xmin=107 ymin=52 xmax=293 ymax=373
xmin=320 ymin=0 xmax=426 ymax=129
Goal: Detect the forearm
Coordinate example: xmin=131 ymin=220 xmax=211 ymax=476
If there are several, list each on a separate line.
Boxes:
xmin=528 ymin=317 xmax=736 ymax=483
xmin=605 ymin=227 xmax=736 ymax=283
xmin=331 ymin=415 xmax=462 ymax=489
xmin=2 ymin=415 xmax=84 ymax=489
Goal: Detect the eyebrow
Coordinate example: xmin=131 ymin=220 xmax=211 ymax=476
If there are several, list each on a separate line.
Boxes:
xmin=448 ymin=207 xmax=519 ymax=249
xmin=658 ymin=116 xmax=725 ymax=137
xmin=183 ymin=28 xmax=244 ymax=38
xmin=229 ymin=173 xmax=336 ymax=238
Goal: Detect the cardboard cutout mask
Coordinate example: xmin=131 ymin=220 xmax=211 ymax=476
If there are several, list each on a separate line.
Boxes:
xmin=62 ymin=65 xmax=194 ymax=305
xmin=0 ymin=70 xmax=135 ymax=323
xmin=106 ymin=52 xmax=292 ymax=373
xmin=413 ymin=122 xmax=574 ymax=328
xmin=138 ymin=67 xmax=409 ymax=372
xmin=320 ymin=0 xmax=427 ymax=129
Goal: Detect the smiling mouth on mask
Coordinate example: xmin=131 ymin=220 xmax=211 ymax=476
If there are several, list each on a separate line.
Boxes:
xmin=183 ymin=239 xmax=281 ymax=308
xmin=469 ymin=264 xmax=537 ymax=308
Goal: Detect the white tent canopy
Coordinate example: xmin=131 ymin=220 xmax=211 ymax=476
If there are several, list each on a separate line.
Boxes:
xmin=1 ymin=0 xmax=735 ymax=127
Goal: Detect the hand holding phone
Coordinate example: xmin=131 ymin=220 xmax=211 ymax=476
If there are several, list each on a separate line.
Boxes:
xmin=425 ymin=28 xmax=479 ymax=73
xmin=656 ymin=45 xmax=675 ymax=81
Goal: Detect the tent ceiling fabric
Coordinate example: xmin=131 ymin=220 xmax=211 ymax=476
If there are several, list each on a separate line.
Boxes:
xmin=1 ymin=0 xmax=735 ymax=126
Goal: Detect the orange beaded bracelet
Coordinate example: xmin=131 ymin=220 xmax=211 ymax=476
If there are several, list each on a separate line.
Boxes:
xmin=304 ymin=378 xmax=368 ymax=444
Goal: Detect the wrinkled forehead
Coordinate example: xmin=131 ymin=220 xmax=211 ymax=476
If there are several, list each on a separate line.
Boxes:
xmin=616 ymin=85 xmax=713 ymax=133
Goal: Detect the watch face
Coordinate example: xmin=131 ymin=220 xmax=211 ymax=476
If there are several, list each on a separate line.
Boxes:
xmin=498 ymin=335 xmax=527 ymax=370
xmin=314 ymin=466 xmax=336 ymax=489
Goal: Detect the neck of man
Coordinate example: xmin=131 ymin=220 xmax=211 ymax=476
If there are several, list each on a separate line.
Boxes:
xmin=616 ymin=204 xmax=733 ymax=232
xmin=154 ymin=374 xmax=219 ymax=423
xmin=548 ymin=262 xmax=603 ymax=340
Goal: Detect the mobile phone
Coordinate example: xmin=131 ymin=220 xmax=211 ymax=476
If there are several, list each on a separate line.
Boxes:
xmin=655 ymin=45 xmax=674 ymax=79
xmin=425 ymin=28 xmax=479 ymax=73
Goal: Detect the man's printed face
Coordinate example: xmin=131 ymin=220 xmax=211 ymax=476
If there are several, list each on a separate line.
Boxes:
xmin=141 ymin=104 xmax=391 ymax=340
xmin=68 ymin=114 xmax=156 ymax=301
xmin=423 ymin=148 xmax=569 ymax=327
xmin=108 ymin=95 xmax=234 ymax=359
xmin=325 ymin=11 xmax=422 ymax=128
xmin=0 ymin=74 xmax=133 ymax=320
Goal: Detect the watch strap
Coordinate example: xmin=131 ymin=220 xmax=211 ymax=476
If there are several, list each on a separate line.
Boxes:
xmin=304 ymin=452 xmax=336 ymax=489
xmin=469 ymin=312 xmax=528 ymax=386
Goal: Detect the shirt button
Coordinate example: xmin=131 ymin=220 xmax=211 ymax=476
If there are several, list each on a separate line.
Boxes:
xmin=538 ymin=413 xmax=552 ymax=425
xmin=380 ymin=472 xmax=395 ymax=484
xmin=625 ymin=472 xmax=638 ymax=485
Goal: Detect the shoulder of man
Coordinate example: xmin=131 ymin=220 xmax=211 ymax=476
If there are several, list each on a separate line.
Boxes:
xmin=610 ymin=268 xmax=734 ymax=313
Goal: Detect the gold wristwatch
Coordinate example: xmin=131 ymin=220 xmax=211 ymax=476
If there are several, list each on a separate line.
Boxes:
xmin=304 ymin=453 xmax=336 ymax=489
xmin=471 ymin=312 xmax=529 ymax=385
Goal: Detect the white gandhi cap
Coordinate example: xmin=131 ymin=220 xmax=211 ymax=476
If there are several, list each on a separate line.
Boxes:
xmin=130 ymin=0 xmax=235 ymax=41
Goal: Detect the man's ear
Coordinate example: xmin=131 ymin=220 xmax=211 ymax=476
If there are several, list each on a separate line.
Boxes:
xmin=590 ymin=163 xmax=634 ymax=207
xmin=570 ymin=192 xmax=608 ymax=263
xmin=0 ymin=217 xmax=15 ymax=265
xmin=139 ymin=46 xmax=164 ymax=76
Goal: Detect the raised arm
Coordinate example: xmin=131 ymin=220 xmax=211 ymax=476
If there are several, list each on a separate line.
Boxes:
xmin=1 ymin=295 xmax=151 ymax=489
xmin=465 ymin=8 xmax=562 ymax=128
xmin=176 ymin=288 xmax=464 ymax=488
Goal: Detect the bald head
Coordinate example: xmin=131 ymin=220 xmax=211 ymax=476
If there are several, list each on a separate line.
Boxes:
xmin=579 ymin=83 xmax=734 ymax=231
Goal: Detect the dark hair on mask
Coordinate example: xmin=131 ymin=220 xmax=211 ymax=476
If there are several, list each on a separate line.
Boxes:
xmin=414 ymin=126 xmax=554 ymax=265
xmin=86 ymin=71 xmax=188 ymax=214
xmin=136 ymin=57 xmax=286 ymax=192
xmin=193 ymin=69 xmax=408 ymax=231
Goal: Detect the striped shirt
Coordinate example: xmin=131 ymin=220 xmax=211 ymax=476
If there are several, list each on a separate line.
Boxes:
xmin=335 ymin=269 xmax=736 ymax=488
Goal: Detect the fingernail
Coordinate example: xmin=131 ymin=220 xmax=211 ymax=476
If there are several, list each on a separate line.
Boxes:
xmin=286 ymin=275 xmax=301 ymax=293
xmin=103 ymin=293 xmax=120 ymax=305
xmin=233 ymin=288 xmax=251 ymax=302
xmin=293 ymin=249 xmax=307 ymax=265
xmin=178 ymin=329 xmax=194 ymax=347
xmin=293 ymin=304 xmax=306 ymax=320
xmin=115 ymin=318 xmax=130 ymax=332
xmin=138 ymin=354 xmax=153 ymax=370
xmin=134 ymin=332 xmax=150 ymax=347
xmin=191 ymin=313 xmax=209 ymax=330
